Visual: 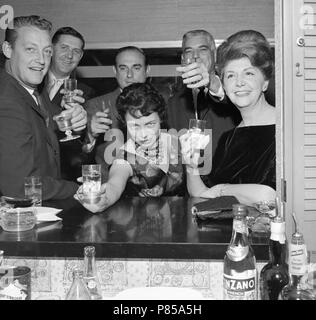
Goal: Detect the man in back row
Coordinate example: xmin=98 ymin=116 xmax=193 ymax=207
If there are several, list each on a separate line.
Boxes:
xmin=0 ymin=15 xmax=87 ymax=199
xmin=85 ymin=46 xmax=149 ymax=179
xmin=44 ymin=26 xmax=96 ymax=182
xmin=168 ymin=30 xmax=241 ymax=157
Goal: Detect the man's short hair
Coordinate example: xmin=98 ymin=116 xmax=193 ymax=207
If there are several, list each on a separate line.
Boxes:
xmin=182 ymin=29 xmax=216 ymax=53
xmin=4 ymin=15 xmax=52 ymax=47
xmin=52 ymin=26 xmax=85 ymax=50
xmin=115 ymin=46 xmax=148 ymax=67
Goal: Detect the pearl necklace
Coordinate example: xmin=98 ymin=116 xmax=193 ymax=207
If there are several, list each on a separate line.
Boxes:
xmin=135 ymin=137 xmax=164 ymax=165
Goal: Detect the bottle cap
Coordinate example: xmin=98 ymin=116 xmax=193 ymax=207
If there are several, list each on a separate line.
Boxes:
xmin=84 ymin=246 xmax=96 ymax=256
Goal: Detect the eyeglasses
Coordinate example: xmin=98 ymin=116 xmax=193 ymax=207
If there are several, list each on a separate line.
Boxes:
xmin=58 ymin=44 xmax=83 ymax=58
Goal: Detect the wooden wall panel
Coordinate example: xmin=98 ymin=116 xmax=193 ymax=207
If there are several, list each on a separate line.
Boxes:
xmin=0 ymin=0 xmax=274 ymax=46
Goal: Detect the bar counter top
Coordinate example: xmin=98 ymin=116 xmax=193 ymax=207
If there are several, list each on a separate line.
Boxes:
xmin=0 ymin=196 xmax=269 ymax=260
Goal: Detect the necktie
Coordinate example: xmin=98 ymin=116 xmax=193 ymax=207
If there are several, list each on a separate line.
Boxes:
xmin=48 ymin=78 xmax=64 ymax=100
xmin=33 ymin=89 xmax=49 ymax=127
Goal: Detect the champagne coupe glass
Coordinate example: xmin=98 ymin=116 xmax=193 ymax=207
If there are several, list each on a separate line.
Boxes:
xmin=181 ymin=55 xmax=200 ymax=120
xmin=53 ymin=112 xmax=80 ymax=142
xmin=53 ymin=79 xmax=80 ymax=142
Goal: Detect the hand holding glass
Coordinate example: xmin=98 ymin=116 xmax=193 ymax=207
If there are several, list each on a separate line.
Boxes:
xmin=53 ymin=111 xmax=80 ymax=142
xmin=53 ymin=79 xmax=80 ymax=142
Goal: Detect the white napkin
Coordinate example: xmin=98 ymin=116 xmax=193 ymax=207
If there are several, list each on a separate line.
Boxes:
xmin=34 ymin=207 xmax=62 ymax=223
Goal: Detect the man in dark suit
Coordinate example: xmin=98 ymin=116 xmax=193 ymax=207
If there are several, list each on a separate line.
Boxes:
xmin=167 ymin=30 xmax=241 ymax=175
xmin=0 ymin=15 xmax=87 ymax=200
xmin=84 ymin=46 xmax=149 ymax=179
xmin=45 ymin=26 xmax=96 ymax=182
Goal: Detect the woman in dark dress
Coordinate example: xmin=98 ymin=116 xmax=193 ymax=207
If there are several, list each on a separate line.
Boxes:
xmin=180 ymin=30 xmax=276 ymax=205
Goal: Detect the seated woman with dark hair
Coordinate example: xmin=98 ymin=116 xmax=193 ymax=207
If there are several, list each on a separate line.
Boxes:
xmin=76 ymin=82 xmax=184 ymax=213
xmin=180 ymin=30 xmax=276 ymax=205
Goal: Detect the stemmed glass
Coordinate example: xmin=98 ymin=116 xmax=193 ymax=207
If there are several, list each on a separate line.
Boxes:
xmin=63 ymin=79 xmax=77 ymax=104
xmin=53 ymin=79 xmax=80 ymax=142
xmin=181 ymin=55 xmax=200 ymax=120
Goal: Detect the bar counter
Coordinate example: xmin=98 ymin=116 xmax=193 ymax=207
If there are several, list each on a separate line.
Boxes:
xmin=0 ymin=196 xmax=269 ymax=261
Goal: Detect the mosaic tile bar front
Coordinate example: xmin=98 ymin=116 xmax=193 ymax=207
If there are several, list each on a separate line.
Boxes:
xmin=4 ymin=257 xmax=265 ymax=300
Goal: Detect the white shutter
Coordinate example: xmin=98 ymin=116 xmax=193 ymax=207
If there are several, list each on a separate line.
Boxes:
xmin=304 ymin=0 xmax=316 ymax=217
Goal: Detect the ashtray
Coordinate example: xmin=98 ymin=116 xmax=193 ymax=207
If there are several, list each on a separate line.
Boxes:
xmin=2 ymin=196 xmax=33 ymax=208
xmin=1 ymin=207 xmax=36 ymax=232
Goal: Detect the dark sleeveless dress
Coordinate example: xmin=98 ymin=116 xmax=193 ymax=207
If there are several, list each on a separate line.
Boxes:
xmin=203 ymin=125 xmax=276 ymax=189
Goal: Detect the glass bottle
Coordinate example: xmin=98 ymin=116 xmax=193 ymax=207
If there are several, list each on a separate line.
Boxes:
xmin=260 ymin=216 xmax=289 ymax=300
xmin=83 ymin=246 xmax=102 ymax=300
xmin=279 ymin=230 xmax=315 ymax=300
xmin=65 ymin=269 xmax=91 ymax=300
xmin=223 ymin=204 xmax=257 ymax=300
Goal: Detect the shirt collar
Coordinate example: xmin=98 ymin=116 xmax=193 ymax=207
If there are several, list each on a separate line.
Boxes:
xmin=21 ymin=85 xmax=34 ymax=96
xmin=48 ymin=70 xmax=69 ymax=84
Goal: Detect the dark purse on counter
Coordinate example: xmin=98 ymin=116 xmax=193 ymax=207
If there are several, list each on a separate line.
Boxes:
xmin=191 ymin=196 xmax=239 ymax=220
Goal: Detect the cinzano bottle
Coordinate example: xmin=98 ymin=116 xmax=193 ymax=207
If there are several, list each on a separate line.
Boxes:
xmin=223 ymin=204 xmax=257 ymax=300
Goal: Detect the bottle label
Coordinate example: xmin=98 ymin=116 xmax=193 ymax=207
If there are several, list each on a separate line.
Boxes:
xmin=223 ymin=270 xmax=257 ymax=300
xmin=289 ymin=243 xmax=307 ymax=275
xmin=227 ymin=245 xmax=249 ymax=262
xmin=0 ymin=282 xmax=27 ymax=300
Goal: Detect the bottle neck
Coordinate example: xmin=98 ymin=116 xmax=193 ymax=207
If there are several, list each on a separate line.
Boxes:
xmin=84 ymin=254 xmax=96 ymax=276
xmin=230 ymin=217 xmax=249 ymax=246
xmin=269 ymin=239 xmax=287 ymax=265
xmin=289 ymin=274 xmax=304 ymax=288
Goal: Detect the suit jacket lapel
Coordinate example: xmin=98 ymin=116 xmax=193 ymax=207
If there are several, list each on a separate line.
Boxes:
xmin=38 ymin=88 xmax=60 ymax=154
xmin=13 ymin=81 xmax=48 ymax=123
xmin=3 ymin=71 xmax=60 ymax=159
xmin=16 ymin=81 xmax=60 ymax=160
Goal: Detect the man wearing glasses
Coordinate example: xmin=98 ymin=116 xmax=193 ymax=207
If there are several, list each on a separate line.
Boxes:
xmin=45 ymin=26 xmax=96 ymax=182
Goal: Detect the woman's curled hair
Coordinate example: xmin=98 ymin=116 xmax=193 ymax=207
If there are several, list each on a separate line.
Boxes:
xmin=116 ymin=82 xmax=166 ymax=128
xmin=216 ymin=30 xmax=274 ymax=81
